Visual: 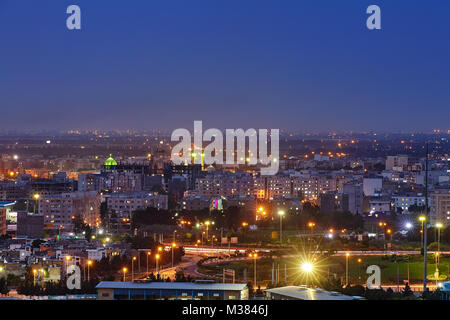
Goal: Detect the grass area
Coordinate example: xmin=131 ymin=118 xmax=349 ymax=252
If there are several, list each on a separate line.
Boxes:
xmin=198 ymin=254 xmax=450 ymax=286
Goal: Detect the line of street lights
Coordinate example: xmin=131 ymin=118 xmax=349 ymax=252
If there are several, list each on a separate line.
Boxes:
xmin=123 ymin=246 xmax=170 ymax=282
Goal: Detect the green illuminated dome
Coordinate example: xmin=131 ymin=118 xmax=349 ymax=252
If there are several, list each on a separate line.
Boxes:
xmin=104 ymin=154 xmax=117 ymax=166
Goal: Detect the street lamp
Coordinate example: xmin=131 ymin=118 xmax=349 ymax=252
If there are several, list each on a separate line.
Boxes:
xmin=87 ymin=260 xmax=92 ymax=282
xmin=387 ymin=228 xmax=392 ymax=241
xmin=301 ymin=262 xmax=313 ymax=287
xmin=65 ymin=255 xmax=71 ymax=273
xmin=33 ymin=269 xmax=37 ymax=286
xmin=357 ymin=258 xmax=362 ymax=282
xmin=249 ymin=253 xmax=258 ymax=287
xmin=132 ymin=256 xmax=137 ymax=282
xmin=171 ymin=243 xmax=176 ymax=268
xmin=33 ymin=193 xmax=40 ymax=213
xmin=155 ymin=254 xmax=160 ymax=275
xmin=307 ymin=222 xmax=316 ymax=234
xmin=147 ymin=252 xmax=151 ymax=275
xmin=205 ymin=221 xmax=210 ymax=243
xmin=278 ymin=210 xmax=285 ymax=243
xmin=345 ymin=253 xmax=350 ymax=287
xmin=419 ymin=216 xmax=426 ymax=251
xmin=122 ymin=267 xmax=127 ymax=282
xmin=436 ymin=223 xmax=443 ymax=266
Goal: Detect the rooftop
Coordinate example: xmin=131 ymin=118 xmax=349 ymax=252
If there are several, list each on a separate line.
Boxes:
xmin=0 ymin=201 xmax=15 ymax=208
xmin=264 ymin=286 xmax=366 ymax=300
xmin=96 ymin=281 xmax=247 ymax=291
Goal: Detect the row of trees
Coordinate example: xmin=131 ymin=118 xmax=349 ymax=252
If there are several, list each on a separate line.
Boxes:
xmin=17 ymin=279 xmax=98 ymax=296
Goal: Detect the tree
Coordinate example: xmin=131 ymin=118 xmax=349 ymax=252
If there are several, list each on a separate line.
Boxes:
xmin=0 ymin=278 xmax=9 ymax=296
xmin=402 ymin=283 xmax=414 ymax=297
xmin=247 ymin=281 xmax=254 ymax=297
xmin=132 ymin=208 xmax=174 ymax=227
xmin=32 ymin=239 xmax=45 ymax=248
xmin=343 ymin=284 xmax=365 ymax=297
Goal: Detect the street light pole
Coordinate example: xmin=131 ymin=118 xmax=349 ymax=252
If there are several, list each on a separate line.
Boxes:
xmin=205 ymin=221 xmax=210 ymax=244
xmin=278 ymin=210 xmax=285 ymax=243
xmin=155 ymin=254 xmax=160 ymax=276
xmin=33 ymin=269 xmax=37 ymax=286
xmin=436 ymin=223 xmax=443 ymax=266
xmin=254 ymin=254 xmax=257 ymax=287
xmin=132 ymin=257 xmax=136 ymax=282
xmin=147 ymin=252 xmax=150 ymax=275
xmin=345 ymin=253 xmax=350 ymax=287
xmin=423 ymin=142 xmax=429 ymax=292
xmin=123 ymin=267 xmax=127 ymax=282
xmin=172 ymin=243 xmax=176 ymax=268
xmin=87 ymin=260 xmax=92 ymax=282
xmin=419 ymin=216 xmax=425 ymax=253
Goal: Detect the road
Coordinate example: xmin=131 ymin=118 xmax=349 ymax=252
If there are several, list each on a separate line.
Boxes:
xmin=125 ymin=254 xmax=205 ymax=281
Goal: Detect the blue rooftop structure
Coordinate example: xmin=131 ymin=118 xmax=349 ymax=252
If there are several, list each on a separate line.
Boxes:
xmin=0 ymin=201 xmax=15 ymax=207
xmin=95 ymin=281 xmax=248 ymax=300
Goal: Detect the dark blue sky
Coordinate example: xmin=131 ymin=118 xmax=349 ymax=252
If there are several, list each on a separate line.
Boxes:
xmin=1 ymin=1 xmax=449 ymax=132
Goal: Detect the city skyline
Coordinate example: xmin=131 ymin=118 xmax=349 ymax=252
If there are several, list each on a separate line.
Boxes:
xmin=1 ymin=1 xmax=449 ymax=132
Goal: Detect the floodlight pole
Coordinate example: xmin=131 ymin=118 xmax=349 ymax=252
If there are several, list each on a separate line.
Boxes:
xmin=423 ymin=142 xmax=429 ymax=292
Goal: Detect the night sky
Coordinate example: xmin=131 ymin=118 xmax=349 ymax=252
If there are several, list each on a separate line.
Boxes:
xmin=1 ymin=1 xmax=449 ymax=132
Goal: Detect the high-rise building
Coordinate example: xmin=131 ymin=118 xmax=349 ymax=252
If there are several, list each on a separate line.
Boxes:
xmin=430 ymin=188 xmax=450 ymax=226
xmin=39 ymin=191 xmax=101 ymax=231
xmin=0 ymin=201 xmax=15 ymax=235
xmin=385 ymin=155 xmax=408 ymax=171
xmin=342 ymin=183 xmax=363 ymax=215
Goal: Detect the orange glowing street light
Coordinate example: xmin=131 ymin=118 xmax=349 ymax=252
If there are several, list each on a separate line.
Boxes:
xmin=33 ymin=269 xmax=37 ymax=286
xmin=87 ymin=260 xmax=93 ymax=281
xmin=122 ymin=267 xmax=127 ymax=282
xmin=171 ymin=242 xmax=177 ymax=267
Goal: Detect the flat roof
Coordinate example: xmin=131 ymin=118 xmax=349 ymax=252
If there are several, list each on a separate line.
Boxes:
xmin=96 ymin=281 xmax=247 ymax=291
xmin=265 ymin=286 xmax=365 ymax=300
xmin=0 ymin=201 xmax=15 ymax=208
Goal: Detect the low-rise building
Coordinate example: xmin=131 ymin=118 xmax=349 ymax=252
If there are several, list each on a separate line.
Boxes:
xmin=265 ymin=286 xmax=365 ymax=300
xmin=96 ymin=281 xmax=249 ymax=300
